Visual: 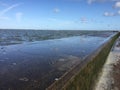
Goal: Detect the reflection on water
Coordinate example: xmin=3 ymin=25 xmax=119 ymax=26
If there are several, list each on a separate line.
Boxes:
xmin=0 ymin=36 xmax=109 ymax=90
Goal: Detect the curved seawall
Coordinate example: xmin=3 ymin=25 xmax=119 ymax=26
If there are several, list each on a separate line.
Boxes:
xmin=46 ymin=32 xmax=120 ymax=90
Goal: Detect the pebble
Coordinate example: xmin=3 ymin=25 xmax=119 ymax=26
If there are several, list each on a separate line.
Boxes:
xmin=55 ymin=78 xmax=59 ymax=81
xmin=19 ymin=77 xmax=29 ymax=82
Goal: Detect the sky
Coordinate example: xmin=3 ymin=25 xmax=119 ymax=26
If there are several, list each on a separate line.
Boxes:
xmin=0 ymin=0 xmax=120 ymax=30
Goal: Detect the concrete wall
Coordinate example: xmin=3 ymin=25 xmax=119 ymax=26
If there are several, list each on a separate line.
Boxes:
xmin=46 ymin=32 xmax=120 ymax=90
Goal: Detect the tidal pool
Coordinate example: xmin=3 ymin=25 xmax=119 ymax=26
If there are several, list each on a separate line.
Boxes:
xmin=0 ymin=35 xmax=112 ymax=90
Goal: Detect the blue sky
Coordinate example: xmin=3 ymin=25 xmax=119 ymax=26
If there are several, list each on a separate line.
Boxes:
xmin=0 ymin=0 xmax=120 ymax=30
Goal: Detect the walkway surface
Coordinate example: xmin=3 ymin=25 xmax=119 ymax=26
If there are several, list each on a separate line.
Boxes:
xmin=95 ymin=36 xmax=120 ymax=90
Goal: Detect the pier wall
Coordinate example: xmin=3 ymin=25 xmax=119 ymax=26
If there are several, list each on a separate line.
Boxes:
xmin=46 ymin=32 xmax=120 ymax=90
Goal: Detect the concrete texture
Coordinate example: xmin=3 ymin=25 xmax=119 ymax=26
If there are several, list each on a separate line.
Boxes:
xmin=95 ymin=36 xmax=120 ymax=90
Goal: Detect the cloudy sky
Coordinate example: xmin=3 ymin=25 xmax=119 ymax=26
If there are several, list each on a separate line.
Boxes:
xmin=0 ymin=0 xmax=120 ymax=30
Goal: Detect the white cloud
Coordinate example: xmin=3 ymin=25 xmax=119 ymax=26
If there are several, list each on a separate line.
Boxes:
xmin=87 ymin=0 xmax=95 ymax=4
xmin=62 ymin=0 xmax=120 ymax=4
xmin=87 ymin=0 xmax=120 ymax=4
xmin=103 ymin=12 xmax=115 ymax=16
xmin=0 ymin=3 xmax=23 ymax=21
xmin=114 ymin=1 xmax=120 ymax=8
xmin=53 ymin=8 xmax=60 ymax=13
xmin=104 ymin=10 xmax=120 ymax=16
xmin=0 ymin=3 xmax=21 ymax=16
xmin=118 ymin=10 xmax=120 ymax=15
xmin=16 ymin=12 xmax=23 ymax=22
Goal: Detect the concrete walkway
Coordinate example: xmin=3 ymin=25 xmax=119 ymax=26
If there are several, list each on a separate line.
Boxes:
xmin=95 ymin=36 xmax=120 ymax=90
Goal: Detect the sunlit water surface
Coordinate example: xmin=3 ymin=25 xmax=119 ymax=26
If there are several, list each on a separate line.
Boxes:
xmin=0 ymin=35 xmax=110 ymax=90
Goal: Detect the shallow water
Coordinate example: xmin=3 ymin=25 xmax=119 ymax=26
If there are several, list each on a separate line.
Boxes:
xmin=0 ymin=35 xmax=111 ymax=90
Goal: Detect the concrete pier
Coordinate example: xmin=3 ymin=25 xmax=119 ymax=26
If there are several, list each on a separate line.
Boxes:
xmin=47 ymin=33 xmax=119 ymax=90
xmin=95 ymin=36 xmax=120 ymax=90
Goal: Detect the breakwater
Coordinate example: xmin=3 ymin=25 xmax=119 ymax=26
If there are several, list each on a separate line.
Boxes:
xmin=46 ymin=32 xmax=120 ymax=90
